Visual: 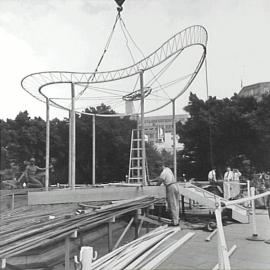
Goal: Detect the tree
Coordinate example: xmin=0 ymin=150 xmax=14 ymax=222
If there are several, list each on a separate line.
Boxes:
xmin=177 ymin=93 xmax=261 ymax=180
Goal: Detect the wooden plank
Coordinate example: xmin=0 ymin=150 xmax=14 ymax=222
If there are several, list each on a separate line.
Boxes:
xmin=108 ymin=221 xmax=113 ymax=252
xmin=140 ymin=232 xmax=195 ymax=270
xmin=64 ymin=236 xmax=70 ymax=270
xmin=28 ymin=186 xmax=166 ymax=205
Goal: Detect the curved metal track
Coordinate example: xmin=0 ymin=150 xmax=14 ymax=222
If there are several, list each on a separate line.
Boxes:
xmin=21 ymin=25 xmax=208 ymax=116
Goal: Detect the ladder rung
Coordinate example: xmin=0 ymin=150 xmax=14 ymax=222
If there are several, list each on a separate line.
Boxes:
xmin=130 ymin=167 xmax=142 ymax=170
xmin=132 ymin=148 xmax=142 ymax=150
xmin=130 ymin=157 xmax=142 ymax=160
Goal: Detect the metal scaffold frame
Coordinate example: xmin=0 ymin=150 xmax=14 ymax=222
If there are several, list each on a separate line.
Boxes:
xmin=21 ymin=25 xmax=208 ymax=189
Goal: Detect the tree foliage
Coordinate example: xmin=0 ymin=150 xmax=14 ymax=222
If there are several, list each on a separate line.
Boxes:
xmin=0 ymin=104 xmax=163 ymax=184
xmin=177 ymin=93 xmax=270 ymax=180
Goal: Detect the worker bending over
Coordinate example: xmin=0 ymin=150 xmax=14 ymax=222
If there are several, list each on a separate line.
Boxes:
xmin=150 ymin=162 xmax=180 ymax=226
xmin=25 ymin=157 xmax=46 ymax=188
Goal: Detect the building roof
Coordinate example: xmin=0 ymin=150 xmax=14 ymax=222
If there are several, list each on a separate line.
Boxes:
xmin=239 ymin=82 xmax=270 ymax=100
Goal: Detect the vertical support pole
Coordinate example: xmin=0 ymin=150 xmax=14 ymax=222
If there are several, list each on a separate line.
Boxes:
xmin=246 ymin=187 xmax=264 ymax=241
xmin=172 ymin=99 xmax=177 ymax=180
xmin=71 ymin=83 xmax=76 ymax=189
xmin=146 ymin=208 xmax=150 ymax=233
xmin=134 ymin=210 xmax=140 ymax=239
xmin=251 ymin=187 xmax=257 ymax=235
xmin=45 ymin=97 xmax=50 ymax=191
xmin=108 ymin=217 xmax=115 ymax=252
xmin=65 ymin=236 xmax=70 ymax=270
xmin=189 ymin=199 xmax=192 ymax=210
xmin=68 ymin=110 xmax=72 ymax=187
xmin=10 ymin=194 xmax=14 ymax=210
xmin=140 ymin=70 xmax=146 ymax=186
xmin=181 ymin=195 xmax=185 ymax=217
xmin=215 ymin=198 xmax=231 ymax=270
xmin=0 ymin=259 xmax=6 ymax=269
xmin=92 ymin=115 xmax=96 ymax=185
xmin=247 ymin=180 xmax=251 ymax=207
xmin=137 ymin=118 xmax=140 ymax=183
xmin=80 ymin=247 xmax=97 ymax=270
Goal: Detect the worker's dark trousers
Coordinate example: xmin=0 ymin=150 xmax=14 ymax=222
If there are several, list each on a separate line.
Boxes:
xmin=166 ymin=184 xmax=180 ymax=225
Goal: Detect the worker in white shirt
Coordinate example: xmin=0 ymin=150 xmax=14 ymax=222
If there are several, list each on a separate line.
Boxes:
xmin=223 ymin=167 xmax=233 ymax=199
xmin=224 ymin=167 xmax=233 ymax=181
xmin=150 ymin=162 xmax=180 ymax=226
xmin=208 ymin=167 xmax=217 ymax=184
xmin=231 ymin=168 xmax=242 ymax=198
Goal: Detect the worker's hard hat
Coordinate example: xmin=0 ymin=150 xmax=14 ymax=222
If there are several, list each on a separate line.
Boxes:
xmin=30 ymin=158 xmax=36 ymax=162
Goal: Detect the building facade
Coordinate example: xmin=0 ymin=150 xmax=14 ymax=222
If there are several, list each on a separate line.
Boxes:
xmin=140 ymin=114 xmax=189 ymax=152
xmin=239 ymin=82 xmax=270 ymax=101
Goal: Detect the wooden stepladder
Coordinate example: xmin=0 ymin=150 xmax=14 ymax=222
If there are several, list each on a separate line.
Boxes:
xmin=128 ymin=129 xmax=149 ymax=184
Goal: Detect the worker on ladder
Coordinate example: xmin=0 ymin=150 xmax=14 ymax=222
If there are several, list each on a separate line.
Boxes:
xmin=150 ymin=161 xmax=180 ymax=227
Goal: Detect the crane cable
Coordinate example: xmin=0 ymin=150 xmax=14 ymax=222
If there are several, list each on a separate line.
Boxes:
xmin=119 ymin=16 xmax=171 ymax=100
xmin=75 ymin=9 xmax=122 ymax=101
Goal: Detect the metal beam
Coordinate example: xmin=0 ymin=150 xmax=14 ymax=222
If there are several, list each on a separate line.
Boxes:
xmin=71 ymin=83 xmax=76 ymax=189
xmin=68 ymin=110 xmax=72 ymax=187
xmin=45 ymin=98 xmax=50 ymax=191
xmin=172 ymin=99 xmax=177 ymax=180
xmin=28 ymin=186 xmax=167 ymax=205
xmin=140 ymin=71 xmax=146 ymax=186
xmin=92 ymin=115 xmax=96 ymax=185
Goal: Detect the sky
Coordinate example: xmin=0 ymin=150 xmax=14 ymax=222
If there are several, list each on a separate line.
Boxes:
xmin=0 ymin=0 xmax=270 ymax=120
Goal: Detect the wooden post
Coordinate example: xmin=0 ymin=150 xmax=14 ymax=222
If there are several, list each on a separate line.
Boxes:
xmin=65 ymin=236 xmax=70 ymax=270
xmin=45 ymin=97 xmax=50 ymax=191
xmin=0 ymin=259 xmax=6 ymax=269
xmin=146 ymin=208 xmax=150 ymax=233
xmin=10 ymin=194 xmax=14 ymax=210
xmin=134 ymin=210 xmax=140 ymax=239
xmin=140 ymin=70 xmax=146 ymax=186
xmin=71 ymin=83 xmax=76 ymax=189
xmin=108 ymin=216 xmax=115 ymax=252
xmin=172 ymin=99 xmax=177 ymax=180
xmin=92 ymin=114 xmax=96 ymax=185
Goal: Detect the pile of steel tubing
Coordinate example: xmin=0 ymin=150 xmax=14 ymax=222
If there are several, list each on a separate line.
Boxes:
xmin=91 ymin=226 xmax=195 ymax=270
xmin=0 ymin=196 xmax=162 ymax=258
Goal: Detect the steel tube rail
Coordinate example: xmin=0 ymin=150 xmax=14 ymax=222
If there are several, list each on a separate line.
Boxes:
xmin=92 ymin=114 xmax=96 ymax=185
xmin=71 ymin=83 xmax=76 ymax=189
xmin=140 ymin=71 xmax=146 ymax=186
xmin=172 ymin=99 xmax=177 ymax=179
xmin=45 ymin=98 xmax=50 ymax=191
xmin=222 ymin=190 xmax=270 ymax=207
